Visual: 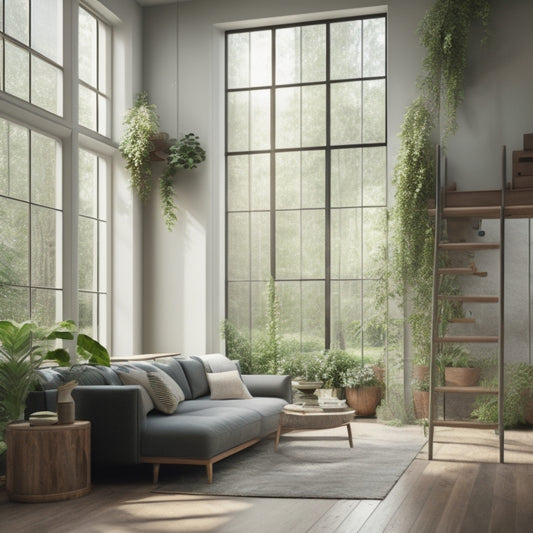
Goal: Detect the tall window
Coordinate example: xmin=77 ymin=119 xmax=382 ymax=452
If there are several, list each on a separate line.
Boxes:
xmin=225 ymin=16 xmax=387 ymax=359
xmin=0 ymin=0 xmax=63 ymax=115
xmin=0 ymin=118 xmax=63 ymax=324
xmin=78 ymin=149 xmax=108 ymax=344
xmin=78 ymin=5 xmax=110 ymax=136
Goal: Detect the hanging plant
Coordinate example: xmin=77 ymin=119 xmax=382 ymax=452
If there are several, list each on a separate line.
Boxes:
xmin=119 ymin=92 xmax=160 ymax=201
xmin=119 ymin=93 xmax=206 ymax=230
xmin=159 ymin=133 xmax=206 ymax=230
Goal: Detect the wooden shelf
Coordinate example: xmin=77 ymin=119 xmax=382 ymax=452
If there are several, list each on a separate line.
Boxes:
xmin=448 ymin=318 xmax=476 ymax=323
xmin=435 ymin=335 xmax=498 ymax=343
xmin=434 ymin=386 xmax=498 ymax=395
xmin=438 ymin=267 xmax=487 ymax=277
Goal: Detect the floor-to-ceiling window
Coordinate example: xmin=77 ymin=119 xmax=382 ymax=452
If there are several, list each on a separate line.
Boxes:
xmin=0 ymin=1 xmax=112 ymax=345
xmin=225 ymin=15 xmax=388 ymax=361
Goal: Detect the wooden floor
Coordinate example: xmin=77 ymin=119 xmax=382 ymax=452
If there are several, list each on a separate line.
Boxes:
xmin=2 ymin=425 xmax=533 ymax=532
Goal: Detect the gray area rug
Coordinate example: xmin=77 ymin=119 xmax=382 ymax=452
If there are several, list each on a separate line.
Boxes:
xmin=153 ymin=422 xmax=426 ymax=499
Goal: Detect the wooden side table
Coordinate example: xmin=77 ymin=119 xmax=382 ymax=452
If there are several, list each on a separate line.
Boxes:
xmin=6 ymin=420 xmax=91 ymax=503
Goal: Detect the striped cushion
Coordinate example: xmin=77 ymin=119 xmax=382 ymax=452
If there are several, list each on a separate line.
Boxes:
xmin=147 ymin=368 xmax=185 ymax=414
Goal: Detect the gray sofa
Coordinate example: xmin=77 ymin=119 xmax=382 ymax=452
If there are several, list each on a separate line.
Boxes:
xmin=30 ymin=355 xmax=291 ymax=483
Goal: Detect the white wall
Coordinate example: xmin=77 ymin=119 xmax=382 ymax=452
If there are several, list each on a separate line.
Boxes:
xmin=141 ymin=0 xmax=433 ymax=355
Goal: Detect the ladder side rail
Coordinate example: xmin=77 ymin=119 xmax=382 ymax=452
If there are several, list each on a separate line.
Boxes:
xmin=498 ymin=146 xmax=506 ymax=462
xmin=428 ymin=144 xmax=443 ymax=460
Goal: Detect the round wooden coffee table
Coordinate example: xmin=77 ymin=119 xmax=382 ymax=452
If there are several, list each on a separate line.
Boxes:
xmin=275 ymin=405 xmax=355 ymax=451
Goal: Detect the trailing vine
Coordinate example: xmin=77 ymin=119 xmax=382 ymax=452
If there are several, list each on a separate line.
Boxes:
xmin=390 ymin=0 xmax=490 ymax=364
xmin=119 ymin=92 xmax=159 ymax=201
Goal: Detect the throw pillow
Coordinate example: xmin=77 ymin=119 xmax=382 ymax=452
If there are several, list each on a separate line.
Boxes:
xmin=116 ymin=369 xmax=155 ymax=416
xmin=146 ymin=368 xmax=185 ymax=414
xmin=206 ymin=370 xmax=252 ymax=400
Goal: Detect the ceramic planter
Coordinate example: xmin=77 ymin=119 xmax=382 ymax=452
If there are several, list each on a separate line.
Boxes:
xmin=444 ymin=367 xmax=480 ymax=387
xmin=412 ymin=389 xmax=429 ymax=419
xmin=345 ymin=386 xmax=382 ymax=417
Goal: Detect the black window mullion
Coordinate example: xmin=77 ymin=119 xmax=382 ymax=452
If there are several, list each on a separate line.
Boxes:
xmin=325 ymin=22 xmax=331 ymax=350
xmin=270 ymin=29 xmax=276 ymax=279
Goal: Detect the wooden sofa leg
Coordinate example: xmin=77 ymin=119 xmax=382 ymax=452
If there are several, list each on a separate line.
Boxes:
xmin=206 ymin=463 xmax=213 ymax=484
xmin=153 ymin=464 xmax=160 ymax=484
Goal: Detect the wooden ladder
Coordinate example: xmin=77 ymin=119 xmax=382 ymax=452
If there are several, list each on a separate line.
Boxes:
xmin=427 ymin=146 xmax=505 ymax=463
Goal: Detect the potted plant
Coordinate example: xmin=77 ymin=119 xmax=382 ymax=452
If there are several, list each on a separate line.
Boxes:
xmin=342 ymin=365 xmax=384 ymax=417
xmin=437 ymin=346 xmax=480 ymax=387
xmin=0 ymin=319 xmax=110 ymax=477
xmin=119 ymin=92 xmax=206 ymax=230
xmin=319 ymin=349 xmax=360 ymax=399
xmin=412 ymin=376 xmax=430 ymax=419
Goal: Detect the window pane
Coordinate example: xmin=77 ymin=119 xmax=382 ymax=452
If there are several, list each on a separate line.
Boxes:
xmin=98 ymin=157 xmax=107 ymax=221
xmin=78 ymin=7 xmax=97 ymax=86
xmin=227 ymin=281 xmax=250 ymax=333
xmin=330 ymin=20 xmax=361 ymax=80
xmin=98 ymin=94 xmax=108 ymax=136
xmin=250 ymin=30 xmax=271 ymax=87
xmin=5 ymin=0 xmax=29 ymax=45
xmin=79 ymin=291 xmax=96 ymax=336
xmin=362 ymin=207 xmax=386 ymax=277
xmin=363 ymin=280 xmax=386 ymax=361
xmin=250 ymin=212 xmax=270 ymax=281
xmin=79 ymin=149 xmax=97 ymax=217
xmin=363 ymin=18 xmax=385 ymax=77
xmin=227 ymin=212 xmax=250 ymax=281
xmin=331 ymin=280 xmax=362 ymax=353
xmin=276 ymin=151 xmax=325 ymax=210
xmin=227 ymin=90 xmax=270 ymax=152
xmin=98 ymin=293 xmax=107 ymax=346
xmin=331 ymin=148 xmax=362 ymax=208
xmin=1 ymin=120 xmax=29 ymax=201
xmin=79 ymin=84 xmax=97 ymax=130
xmin=31 ymin=55 xmax=62 ymax=115
xmin=276 ymin=85 xmax=325 ymax=148
xmin=31 ymin=0 xmax=62 ymax=64
xmin=227 ymin=33 xmax=250 ymax=89
xmin=331 ymin=81 xmax=361 ymax=145
xmin=0 ymin=39 xmax=4 ymax=90
xmin=98 ymin=20 xmax=108 ymax=93
xmin=99 ymin=221 xmax=107 ymax=289
xmin=0 ymin=197 xmax=29 ymax=285
xmin=276 ymin=25 xmax=326 ymax=84
xmin=227 ymin=154 xmax=270 ymax=212
xmin=5 ymin=41 xmax=29 ymax=102
xmin=0 ymin=285 xmax=29 ymax=321
xmin=331 ymin=208 xmax=362 ymax=279
xmin=78 ymin=216 xmax=97 ymax=291
xmin=31 ymin=131 xmax=61 ymax=209
xmin=362 ymin=146 xmax=386 ymax=206
xmin=31 ymin=205 xmax=62 ymax=288
xmin=362 ymin=79 xmax=385 ymax=143
xmin=31 ymin=288 xmax=61 ymax=325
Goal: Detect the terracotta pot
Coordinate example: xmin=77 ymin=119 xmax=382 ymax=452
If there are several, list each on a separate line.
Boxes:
xmin=412 ymin=365 xmax=430 ymax=382
xmin=444 ymin=367 xmax=480 ymax=387
xmin=412 ymin=389 xmax=429 ymax=419
xmin=345 ymin=386 xmax=382 ymax=417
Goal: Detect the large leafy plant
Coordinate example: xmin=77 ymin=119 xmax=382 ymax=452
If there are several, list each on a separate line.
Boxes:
xmin=0 ymin=319 xmax=110 ymax=444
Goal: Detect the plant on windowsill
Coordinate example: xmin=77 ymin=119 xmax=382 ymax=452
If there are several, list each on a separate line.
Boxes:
xmin=119 ymin=92 xmax=206 ymax=230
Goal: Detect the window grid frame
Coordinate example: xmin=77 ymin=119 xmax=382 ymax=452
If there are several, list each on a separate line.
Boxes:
xmin=225 ymin=14 xmax=388 ymax=354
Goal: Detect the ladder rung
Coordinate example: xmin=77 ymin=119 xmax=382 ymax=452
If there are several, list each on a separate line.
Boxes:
xmin=435 ymin=336 xmax=498 ymax=343
xmin=448 ymin=318 xmax=476 ymax=323
xmin=438 ymin=295 xmax=499 ymax=303
xmin=432 ymin=420 xmax=499 ymax=430
xmin=437 ymin=267 xmax=487 ymax=277
xmin=434 ymin=386 xmax=498 ymax=395
xmin=439 ymin=242 xmax=500 ymax=251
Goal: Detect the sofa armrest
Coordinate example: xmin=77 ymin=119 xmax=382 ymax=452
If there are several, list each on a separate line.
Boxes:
xmin=69 ymin=385 xmax=145 ymax=466
xmin=242 ymin=374 xmax=292 ymax=403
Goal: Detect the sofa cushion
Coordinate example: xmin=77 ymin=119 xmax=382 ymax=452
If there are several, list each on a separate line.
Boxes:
xmin=35 ymin=368 xmax=67 ymax=390
xmin=207 ymin=370 xmax=252 ymax=400
xmin=141 ymin=405 xmax=262 ymax=459
xmin=67 ymin=364 xmax=109 ymax=385
xmin=179 ymin=357 xmax=209 ymax=399
xmin=154 ymin=357 xmax=193 ymax=400
xmin=146 ymin=368 xmax=185 ymax=414
xmin=116 ymin=369 xmax=155 ymax=415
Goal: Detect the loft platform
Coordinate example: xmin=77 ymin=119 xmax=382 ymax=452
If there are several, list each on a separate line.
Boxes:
xmin=428 ymin=185 xmax=533 ymax=218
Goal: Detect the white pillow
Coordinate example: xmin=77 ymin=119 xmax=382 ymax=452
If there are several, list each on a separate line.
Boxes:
xmin=116 ymin=369 xmax=155 ymax=415
xmin=147 ymin=368 xmax=185 ymax=414
xmin=207 ymin=370 xmax=252 ymax=400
